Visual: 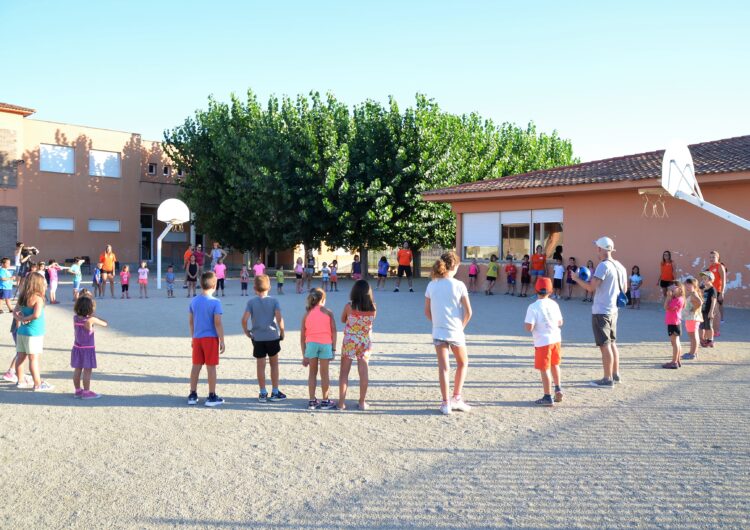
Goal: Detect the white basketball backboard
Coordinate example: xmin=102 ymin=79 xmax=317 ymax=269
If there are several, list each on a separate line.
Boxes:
xmin=661 ymin=142 xmax=702 ymax=200
xmin=157 ymin=198 xmax=190 ymax=224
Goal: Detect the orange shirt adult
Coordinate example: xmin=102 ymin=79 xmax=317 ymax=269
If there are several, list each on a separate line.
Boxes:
xmin=530 ymin=253 xmax=546 ymax=272
xmin=183 ymin=249 xmax=193 ymax=267
xmin=660 ymin=262 xmax=674 ymax=282
xmin=397 ymin=248 xmax=413 ymax=267
xmin=708 ymin=262 xmax=724 ymax=293
xmin=99 ymin=251 xmax=117 ymax=273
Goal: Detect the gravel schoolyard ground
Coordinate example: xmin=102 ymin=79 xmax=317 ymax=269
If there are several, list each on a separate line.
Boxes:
xmin=1 ymin=277 xmax=748 ymax=529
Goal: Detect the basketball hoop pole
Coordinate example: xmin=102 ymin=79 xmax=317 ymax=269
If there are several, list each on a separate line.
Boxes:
xmin=674 ymin=191 xmax=750 ymax=231
xmin=156 ymin=222 xmax=174 ymax=290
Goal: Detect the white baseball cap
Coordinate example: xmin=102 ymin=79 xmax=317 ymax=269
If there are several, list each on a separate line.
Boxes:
xmin=594 ymin=236 xmax=615 ymax=251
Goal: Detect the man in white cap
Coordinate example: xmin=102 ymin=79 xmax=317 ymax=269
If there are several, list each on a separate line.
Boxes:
xmin=572 ymin=236 xmax=628 ymax=388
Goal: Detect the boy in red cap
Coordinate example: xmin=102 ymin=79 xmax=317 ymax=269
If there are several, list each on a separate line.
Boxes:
xmin=524 ymin=277 xmax=564 ymax=406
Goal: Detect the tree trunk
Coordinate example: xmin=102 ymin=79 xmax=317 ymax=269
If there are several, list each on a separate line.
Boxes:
xmin=413 ymin=249 xmax=421 ymax=278
xmin=359 ymin=247 xmax=369 ymax=278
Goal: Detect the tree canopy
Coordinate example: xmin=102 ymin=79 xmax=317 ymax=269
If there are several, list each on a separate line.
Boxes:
xmin=163 ymin=90 xmax=578 ymax=253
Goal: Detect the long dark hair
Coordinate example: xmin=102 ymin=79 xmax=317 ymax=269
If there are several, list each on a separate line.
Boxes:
xmin=662 ymin=250 xmax=672 ymax=263
xmin=350 ymin=280 xmax=375 ymax=312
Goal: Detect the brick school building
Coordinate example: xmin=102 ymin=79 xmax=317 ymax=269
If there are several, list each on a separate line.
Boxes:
xmin=423 ymin=135 xmax=750 ymax=307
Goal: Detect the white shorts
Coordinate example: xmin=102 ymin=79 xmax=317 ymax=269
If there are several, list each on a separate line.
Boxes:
xmin=17 ymin=335 xmax=44 ymax=354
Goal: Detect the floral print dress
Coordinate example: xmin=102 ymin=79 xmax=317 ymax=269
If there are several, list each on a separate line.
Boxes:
xmin=342 ymin=308 xmax=376 ymax=361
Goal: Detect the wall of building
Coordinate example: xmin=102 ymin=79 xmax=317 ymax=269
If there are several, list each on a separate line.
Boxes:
xmin=450 ymin=176 xmax=750 ymax=307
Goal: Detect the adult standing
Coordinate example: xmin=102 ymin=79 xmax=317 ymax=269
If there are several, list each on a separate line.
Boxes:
xmin=99 ymin=244 xmax=117 ymax=298
xmin=394 ymin=242 xmax=414 ymax=293
xmin=305 ymin=251 xmax=316 ymax=290
xmin=209 ymin=242 xmax=227 ymax=270
xmin=183 ymin=244 xmax=194 ymax=288
xmin=530 ymin=245 xmax=547 ymax=280
xmin=572 ymin=236 xmax=627 ymax=388
xmin=707 ymin=250 xmax=727 ymax=336
xmin=193 ymin=244 xmax=205 ymax=272
xmin=658 ymin=250 xmax=675 ymax=298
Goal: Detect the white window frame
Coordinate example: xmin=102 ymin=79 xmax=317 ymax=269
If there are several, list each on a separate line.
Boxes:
xmin=88 ymin=219 xmax=121 ymax=233
xmin=89 ymin=149 xmax=121 ymax=178
xmin=163 ymin=165 xmax=171 ymax=177
xmin=147 ymin=163 xmax=157 ymax=175
xmin=39 ymin=144 xmax=75 ymax=174
xmin=39 ymin=217 xmax=74 ymax=231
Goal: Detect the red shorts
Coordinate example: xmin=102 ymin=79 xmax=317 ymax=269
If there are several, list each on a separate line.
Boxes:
xmin=686 ymin=320 xmax=699 ymax=333
xmin=534 ymin=342 xmax=561 ymax=371
xmin=192 ymin=337 xmax=220 ymax=366
xmin=138 ymin=279 xmax=148 ymax=285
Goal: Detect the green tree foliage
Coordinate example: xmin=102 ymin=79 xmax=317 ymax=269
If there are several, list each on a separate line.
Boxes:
xmin=163 ymin=91 xmax=578 ymax=254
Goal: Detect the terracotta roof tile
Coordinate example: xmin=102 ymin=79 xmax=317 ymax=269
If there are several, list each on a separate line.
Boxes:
xmin=0 ymin=102 xmax=36 ymax=117
xmin=425 ymin=135 xmax=750 ymax=196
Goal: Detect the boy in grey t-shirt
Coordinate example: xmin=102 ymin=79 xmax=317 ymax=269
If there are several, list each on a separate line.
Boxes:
xmin=241 ymin=274 xmax=286 ymax=402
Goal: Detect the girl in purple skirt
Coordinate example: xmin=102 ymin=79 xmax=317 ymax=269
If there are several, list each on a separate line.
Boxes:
xmin=71 ymin=294 xmax=108 ymax=399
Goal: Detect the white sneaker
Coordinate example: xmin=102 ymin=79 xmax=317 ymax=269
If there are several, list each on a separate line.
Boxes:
xmin=450 ymin=396 xmax=472 ymax=412
xmin=2 ymin=370 xmax=17 ymax=383
xmin=439 ymin=401 xmax=452 ymax=415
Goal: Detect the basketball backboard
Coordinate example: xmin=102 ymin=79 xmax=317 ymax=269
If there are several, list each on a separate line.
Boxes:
xmin=157 ymin=198 xmax=190 ymax=224
xmin=661 ymin=142 xmax=702 ymax=200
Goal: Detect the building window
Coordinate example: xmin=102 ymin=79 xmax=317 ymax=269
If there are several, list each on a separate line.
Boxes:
xmin=163 ymin=165 xmax=171 ymax=177
xmin=39 ymin=144 xmax=75 ymax=174
xmin=39 ymin=217 xmax=74 ymax=231
xmin=502 ymin=224 xmax=531 ymax=260
xmin=88 ymin=219 xmax=120 ymax=232
xmin=147 ymin=163 xmax=157 ymax=175
xmin=176 ymin=168 xmax=184 ymax=178
xmin=462 ymin=212 xmax=500 ymax=260
xmin=89 ymin=149 xmax=121 ymax=178
xmin=531 ymin=209 xmax=564 ymax=258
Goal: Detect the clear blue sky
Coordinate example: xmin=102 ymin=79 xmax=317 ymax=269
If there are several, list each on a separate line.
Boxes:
xmin=2 ymin=0 xmax=748 ymax=161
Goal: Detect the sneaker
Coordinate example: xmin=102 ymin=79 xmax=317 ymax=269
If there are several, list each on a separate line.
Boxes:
xmin=700 ymin=339 xmax=708 ymax=348
xmin=439 ymin=401 xmax=451 ymax=415
xmin=590 ymin=378 xmax=614 ymax=388
xmin=187 ymin=391 xmax=198 ymax=405
xmin=16 ymin=381 xmax=34 ymax=389
xmin=33 ymin=381 xmax=54 ymax=392
xmin=81 ymin=390 xmax=101 ymax=400
xmin=681 ymin=353 xmax=696 ymax=360
xmin=708 ymin=340 xmax=715 ymax=348
xmin=554 ymin=390 xmax=564 ymax=403
xmin=269 ymin=391 xmax=287 ymax=401
xmin=258 ymin=392 xmax=268 ymax=403
xmin=74 ymin=388 xmax=84 ymax=399
xmin=319 ymin=399 xmax=336 ymax=410
xmin=205 ymin=394 xmax=224 ymax=407
xmin=661 ymin=362 xmax=679 ymax=369
xmin=409 ymin=288 xmax=414 ymax=293
xmin=613 ymin=373 xmax=622 ymax=384
xmin=450 ymin=396 xmax=472 ymax=412
xmin=393 ymin=288 xmax=399 ymax=292
xmin=308 ymin=399 xmax=319 ymax=410
xmin=2 ymin=370 xmax=17 ymax=383
xmin=535 ymin=396 xmax=554 ymax=407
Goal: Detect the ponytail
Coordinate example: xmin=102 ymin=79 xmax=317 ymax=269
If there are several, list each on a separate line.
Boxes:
xmin=306 ymin=288 xmax=326 ymax=311
xmin=431 ymin=251 xmax=460 ymax=279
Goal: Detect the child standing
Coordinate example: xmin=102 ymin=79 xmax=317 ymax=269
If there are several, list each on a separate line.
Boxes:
xmin=699 ymin=271 xmax=717 ymax=348
xmin=186 ymin=255 xmax=199 ymax=297
xmin=485 ymin=254 xmax=498 ymax=295
xmin=504 ymin=257 xmax=517 ymax=296
xmin=425 ymin=251 xmax=472 ymax=415
xmin=330 ymin=260 xmax=338 ymax=292
xmin=519 ymin=255 xmax=531 ymax=297
xmin=120 ymin=265 xmax=131 ymax=299
xmin=187 ymin=272 xmax=225 ymax=407
xmin=662 ymin=283 xmax=685 ymax=369
xmin=242 ymin=274 xmax=287 ymax=403
xmin=530 ymin=245 xmax=547 ymax=280
xmin=300 ymin=288 xmax=337 ymax=410
xmin=240 ymin=265 xmax=250 ymax=296
xmin=377 ymin=256 xmax=389 ymax=291
xmin=338 ymin=280 xmax=376 ymax=411
xmin=565 ymin=257 xmax=578 ymax=300
xmin=552 ymin=259 xmax=565 ymax=299
xmin=582 ymin=260 xmax=595 ymax=302
xmin=138 ymin=261 xmax=149 ymax=298
xmin=629 ymin=266 xmax=642 ymax=309
xmin=47 ymin=259 xmax=65 ymax=304
xmin=0 ymin=258 xmax=15 ymax=313
xmin=275 ymin=266 xmax=285 ymax=295
xmin=321 ymin=262 xmax=331 ymax=292
xmin=524 ymin=277 xmax=564 ymax=406
xmin=294 ymin=257 xmax=304 ymax=294
xmin=681 ymin=278 xmax=703 ymax=361
xmin=351 ymin=255 xmax=362 ymax=281
xmin=166 ymin=265 xmax=176 ymax=298
xmin=658 ymin=250 xmax=675 ymax=298
xmin=253 ymin=258 xmax=266 ymax=278
xmin=14 ymin=273 xmax=52 ymax=391
xmin=69 ymin=257 xmax=85 ymax=301
xmin=467 ymin=258 xmax=479 ymax=294
xmin=213 ymin=257 xmax=227 ymax=297
xmin=93 ymin=263 xmax=103 ymax=298
xmin=71 ymin=295 xmax=108 ymax=399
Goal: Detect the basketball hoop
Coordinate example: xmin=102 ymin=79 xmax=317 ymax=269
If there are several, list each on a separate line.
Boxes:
xmin=639 ymin=188 xmax=669 ymax=219
xmin=156 ymin=198 xmax=191 ymax=289
xmin=171 ymin=223 xmax=184 ymax=233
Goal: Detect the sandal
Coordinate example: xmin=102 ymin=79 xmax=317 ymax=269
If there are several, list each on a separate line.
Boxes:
xmin=661 ymin=362 xmax=679 ymax=369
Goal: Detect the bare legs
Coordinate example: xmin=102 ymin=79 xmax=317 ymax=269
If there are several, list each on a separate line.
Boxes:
xmin=434 ymin=343 xmax=468 ymax=403
xmin=540 ymin=365 xmax=561 ymax=395
xmin=73 ymin=367 xmax=93 ymax=390
xmin=190 ymin=364 xmax=217 ymax=395
xmin=307 ymin=359 xmax=331 ymax=401
xmin=256 ymin=356 xmax=280 ymax=393
xmin=338 ymin=356 xmax=369 ymax=410
xmin=599 ymin=342 xmax=620 ymax=379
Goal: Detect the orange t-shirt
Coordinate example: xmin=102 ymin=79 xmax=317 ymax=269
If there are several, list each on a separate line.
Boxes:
xmin=660 ymin=262 xmax=674 ymax=281
xmin=397 ymin=249 xmax=413 ymax=266
xmin=183 ymin=249 xmax=193 ymax=265
xmin=99 ymin=252 xmax=117 ymax=272
xmin=708 ymin=262 xmax=724 ymax=292
xmin=531 ymin=253 xmax=546 ymax=271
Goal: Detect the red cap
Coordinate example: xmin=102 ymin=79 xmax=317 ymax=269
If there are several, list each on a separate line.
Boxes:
xmin=535 ymin=277 xmax=553 ymax=294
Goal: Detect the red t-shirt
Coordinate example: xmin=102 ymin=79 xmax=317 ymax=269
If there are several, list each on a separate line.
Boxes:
xmin=531 ymin=253 xmax=546 ymax=271
xmin=504 ymin=264 xmax=517 ymax=277
xmin=397 ymin=249 xmax=413 ymax=266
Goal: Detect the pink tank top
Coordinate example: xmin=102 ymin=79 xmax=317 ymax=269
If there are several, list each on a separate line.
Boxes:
xmin=305 ymin=305 xmax=332 ymax=344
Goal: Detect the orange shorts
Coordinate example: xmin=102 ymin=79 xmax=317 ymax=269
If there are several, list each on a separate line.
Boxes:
xmin=192 ymin=337 xmax=220 ymax=366
xmin=534 ymin=342 xmax=561 ymax=371
xmin=686 ymin=320 xmax=699 ymax=333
